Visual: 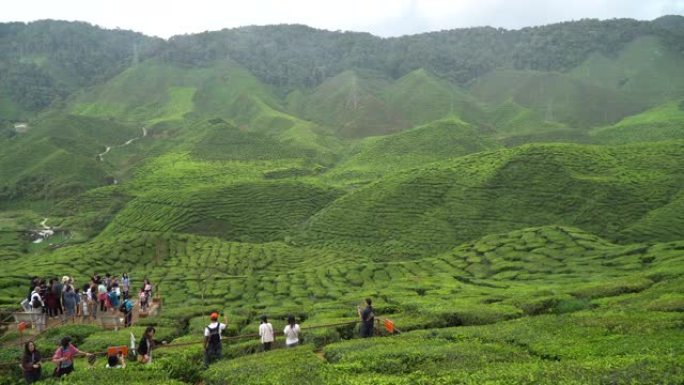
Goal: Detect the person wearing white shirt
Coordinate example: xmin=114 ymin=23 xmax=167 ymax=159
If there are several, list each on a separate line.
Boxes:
xmin=258 ymin=315 xmax=275 ymax=351
xmin=283 ymin=315 xmax=300 ymax=347
xmin=204 ymin=312 xmax=227 ymax=366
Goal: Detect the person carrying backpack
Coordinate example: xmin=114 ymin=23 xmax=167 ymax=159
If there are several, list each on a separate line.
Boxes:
xmin=30 ymin=286 xmax=44 ymax=312
xmin=203 ymin=312 xmax=227 ymax=366
xmin=120 ymin=297 xmax=134 ymax=327
xmin=29 ymin=286 xmax=46 ymax=331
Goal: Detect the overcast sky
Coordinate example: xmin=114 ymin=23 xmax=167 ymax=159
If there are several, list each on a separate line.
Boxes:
xmin=2 ymin=0 xmax=683 ymax=38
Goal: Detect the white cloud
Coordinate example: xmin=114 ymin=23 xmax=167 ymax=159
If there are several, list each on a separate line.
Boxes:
xmin=1 ymin=0 xmax=682 ymax=38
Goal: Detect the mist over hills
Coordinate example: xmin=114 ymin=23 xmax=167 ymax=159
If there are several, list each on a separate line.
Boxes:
xmin=0 ymin=15 xmax=683 ymax=385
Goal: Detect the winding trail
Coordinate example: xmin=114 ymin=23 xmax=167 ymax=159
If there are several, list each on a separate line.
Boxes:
xmin=98 ymin=126 xmax=147 ymax=162
xmin=33 ymin=218 xmax=53 ymax=243
xmin=97 ymin=146 xmax=112 ymax=161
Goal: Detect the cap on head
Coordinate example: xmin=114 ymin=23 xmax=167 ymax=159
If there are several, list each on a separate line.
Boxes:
xmin=210 ymin=312 xmax=219 ymax=320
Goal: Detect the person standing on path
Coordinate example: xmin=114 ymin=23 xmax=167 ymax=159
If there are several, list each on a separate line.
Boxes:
xmin=53 ymin=278 xmax=64 ymax=317
xmin=138 ymin=287 xmax=148 ymax=312
xmin=88 ymin=281 xmax=98 ymax=320
xmin=258 ymin=315 xmax=275 ymax=351
xmin=204 ymin=312 xmax=227 ymax=366
xmin=283 ymin=315 xmax=300 ymax=348
xmin=62 ymin=286 xmax=79 ymax=321
xmin=98 ymin=280 xmax=108 ymax=312
xmin=121 ymin=296 xmax=134 ymax=327
xmin=29 ymin=285 xmax=46 ymax=331
xmin=107 ymin=286 xmax=119 ymax=314
xmin=45 ymin=281 xmax=58 ymax=319
xmin=357 ymin=298 xmax=375 ymax=338
xmin=143 ymin=278 xmax=153 ymax=300
xmin=121 ymin=272 xmax=130 ymax=299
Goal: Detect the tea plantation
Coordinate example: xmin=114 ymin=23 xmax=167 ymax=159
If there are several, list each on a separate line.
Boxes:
xmin=1 ymin=16 xmax=684 ymax=385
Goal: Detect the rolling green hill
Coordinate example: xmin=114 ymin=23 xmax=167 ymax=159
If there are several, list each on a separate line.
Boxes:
xmin=383 ymin=69 xmax=486 ymax=127
xmin=570 ymin=36 xmax=684 ymax=104
xmin=102 ymin=180 xmax=342 ymax=242
xmin=295 ymin=70 xmax=407 ymax=137
xmin=70 ymin=60 xmax=286 ymax=126
xmin=591 ymin=100 xmax=684 ymax=144
xmin=469 ymin=70 xmax=645 ymax=129
xmin=326 ymin=118 xmax=501 ymax=183
xmin=303 ymin=142 xmax=684 ymax=257
xmin=0 ymin=114 xmax=139 ymax=202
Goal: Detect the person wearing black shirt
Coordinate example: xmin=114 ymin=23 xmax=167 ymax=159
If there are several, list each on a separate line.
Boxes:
xmin=357 ymin=298 xmax=375 ymax=338
xmin=21 ymin=341 xmax=41 ymax=383
xmin=138 ymin=326 xmax=155 ymax=364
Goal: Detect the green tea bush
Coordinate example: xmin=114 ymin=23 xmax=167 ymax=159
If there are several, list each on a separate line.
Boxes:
xmin=34 ymin=324 xmax=102 ymax=347
xmin=78 ymin=326 xmax=175 ymax=353
xmin=647 ymin=293 xmax=684 ymax=312
xmin=151 ymin=342 xmax=204 ymax=383
xmin=569 ymin=277 xmax=653 ymax=299
xmin=38 ymin=366 xmax=186 ymax=385
xmin=203 ymin=347 xmax=326 ymax=385
xmin=325 ymin=336 xmax=526 ymax=376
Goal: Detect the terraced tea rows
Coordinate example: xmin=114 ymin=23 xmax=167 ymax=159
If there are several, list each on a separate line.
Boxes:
xmin=106 ymin=180 xmax=342 ymax=242
xmin=4 ymin=225 xmax=680 ymax=325
xmin=304 ymin=142 xmax=684 ymax=256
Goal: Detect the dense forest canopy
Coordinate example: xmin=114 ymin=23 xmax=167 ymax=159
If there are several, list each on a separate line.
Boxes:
xmin=1 ymin=16 xmax=683 ymax=115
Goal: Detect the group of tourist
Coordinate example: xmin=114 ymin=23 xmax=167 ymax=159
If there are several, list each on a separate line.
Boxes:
xmin=19 ymin=280 xmax=375 ymax=384
xmin=20 ymin=324 xmax=155 ymax=383
xmin=27 ymin=276 xmax=80 ymax=320
xmin=203 ymin=298 xmax=376 ymax=366
xmin=26 ymin=273 xmax=154 ymax=328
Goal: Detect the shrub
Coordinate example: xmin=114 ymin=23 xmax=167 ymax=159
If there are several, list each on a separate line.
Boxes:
xmin=203 ymin=347 xmax=326 ymax=385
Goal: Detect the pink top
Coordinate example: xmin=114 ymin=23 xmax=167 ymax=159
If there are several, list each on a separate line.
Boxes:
xmin=53 ymin=344 xmax=78 ymax=367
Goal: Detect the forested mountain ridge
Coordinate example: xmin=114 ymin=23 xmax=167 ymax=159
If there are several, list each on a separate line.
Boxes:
xmin=0 ymin=20 xmax=162 ymax=117
xmin=159 ymin=16 xmax=684 ymax=87
xmin=1 ymin=16 xmax=683 ymax=120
